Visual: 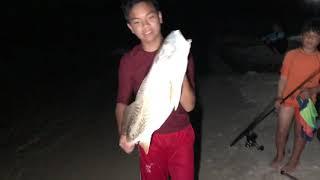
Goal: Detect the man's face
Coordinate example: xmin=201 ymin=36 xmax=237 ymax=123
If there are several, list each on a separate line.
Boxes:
xmin=301 ymin=31 xmax=320 ymax=51
xmin=127 ymin=2 xmax=163 ymax=44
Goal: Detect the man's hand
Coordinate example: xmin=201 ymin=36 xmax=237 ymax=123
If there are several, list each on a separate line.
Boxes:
xmin=274 ymin=98 xmax=282 ymax=112
xmin=119 ymin=135 xmax=135 ymax=154
xmin=299 ymin=88 xmax=314 ymax=99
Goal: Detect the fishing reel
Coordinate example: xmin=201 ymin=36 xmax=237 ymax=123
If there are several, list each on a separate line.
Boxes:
xmin=245 ymin=131 xmax=264 ymax=151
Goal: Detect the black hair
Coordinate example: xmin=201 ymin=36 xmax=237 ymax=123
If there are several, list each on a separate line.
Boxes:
xmin=301 ymin=18 xmax=320 ymax=35
xmin=121 ymin=0 xmax=160 ymax=22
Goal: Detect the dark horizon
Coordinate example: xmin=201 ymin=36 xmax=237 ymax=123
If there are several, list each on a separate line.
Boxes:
xmin=3 ymin=0 xmax=316 ymax=51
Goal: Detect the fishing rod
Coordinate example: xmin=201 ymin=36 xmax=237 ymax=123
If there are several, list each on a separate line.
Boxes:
xmin=230 ymin=67 xmax=320 ymax=148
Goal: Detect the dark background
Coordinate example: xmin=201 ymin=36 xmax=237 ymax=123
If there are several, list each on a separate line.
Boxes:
xmin=3 ymin=0 xmax=316 ymax=80
xmin=2 ymin=0 xmax=318 ymax=146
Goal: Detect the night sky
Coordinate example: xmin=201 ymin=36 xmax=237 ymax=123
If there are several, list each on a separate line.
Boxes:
xmin=3 ymin=0 xmax=319 ymax=145
xmin=3 ymin=0 xmax=314 ymax=61
xmin=3 ymin=0 xmax=314 ymax=51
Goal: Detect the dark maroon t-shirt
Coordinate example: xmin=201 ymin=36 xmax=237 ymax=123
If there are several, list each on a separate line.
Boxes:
xmin=116 ymin=44 xmax=195 ymax=134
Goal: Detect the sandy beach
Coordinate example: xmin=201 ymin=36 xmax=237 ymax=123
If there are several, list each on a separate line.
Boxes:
xmin=2 ymin=67 xmax=320 ymax=180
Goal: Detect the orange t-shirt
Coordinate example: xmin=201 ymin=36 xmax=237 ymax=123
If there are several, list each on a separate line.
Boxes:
xmin=281 ymin=49 xmax=320 ymax=107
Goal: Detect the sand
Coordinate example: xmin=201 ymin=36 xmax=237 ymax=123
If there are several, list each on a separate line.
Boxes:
xmin=2 ymin=70 xmax=320 ymax=180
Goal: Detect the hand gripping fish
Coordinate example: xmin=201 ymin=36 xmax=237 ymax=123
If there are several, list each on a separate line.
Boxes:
xmin=122 ymin=30 xmax=192 ymax=154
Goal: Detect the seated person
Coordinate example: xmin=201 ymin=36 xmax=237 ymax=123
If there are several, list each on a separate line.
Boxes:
xmin=261 ymin=23 xmax=288 ymax=54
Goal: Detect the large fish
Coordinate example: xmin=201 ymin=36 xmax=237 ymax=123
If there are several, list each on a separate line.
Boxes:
xmin=122 ymin=30 xmax=192 ymax=154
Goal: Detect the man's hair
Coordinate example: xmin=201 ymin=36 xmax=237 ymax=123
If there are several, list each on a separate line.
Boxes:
xmin=121 ymin=0 xmax=160 ymax=22
xmin=301 ymin=18 xmax=320 ymax=35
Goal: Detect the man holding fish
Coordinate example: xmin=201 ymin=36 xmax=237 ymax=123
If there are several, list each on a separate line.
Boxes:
xmin=115 ymin=0 xmax=196 ymax=179
xmin=116 ymin=0 xmax=195 ymax=180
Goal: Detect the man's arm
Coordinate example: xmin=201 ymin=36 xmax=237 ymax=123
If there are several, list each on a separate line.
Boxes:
xmin=275 ymin=76 xmax=287 ymax=110
xmin=277 ymin=76 xmax=287 ymax=99
xmin=115 ymin=103 xmax=135 ymax=154
xmin=180 ymin=76 xmax=195 ymax=112
xmin=300 ymin=85 xmax=320 ymax=99
xmin=115 ymin=103 xmax=127 ymax=135
xmin=180 ymin=55 xmax=196 ymax=112
xmin=312 ymin=86 xmax=320 ymax=94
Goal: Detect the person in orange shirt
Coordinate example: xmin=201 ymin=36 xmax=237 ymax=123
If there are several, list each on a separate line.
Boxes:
xmin=271 ymin=18 xmax=320 ymax=173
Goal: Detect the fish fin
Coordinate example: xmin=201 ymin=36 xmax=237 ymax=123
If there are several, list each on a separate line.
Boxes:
xmin=139 ymin=134 xmax=152 ymax=155
xmin=170 ymin=78 xmax=183 ymax=111
xmin=122 ymin=102 xmax=135 ymax=135
xmin=123 ymin=100 xmax=146 ymax=142
xmin=170 ymin=61 xmax=188 ymax=110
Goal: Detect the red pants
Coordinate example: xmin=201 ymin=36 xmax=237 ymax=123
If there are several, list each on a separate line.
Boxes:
xmin=139 ymin=124 xmax=195 ymax=180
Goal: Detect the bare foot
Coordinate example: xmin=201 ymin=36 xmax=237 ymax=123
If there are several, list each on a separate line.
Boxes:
xmin=270 ymin=156 xmax=284 ymax=170
xmin=281 ymin=160 xmax=299 ymax=173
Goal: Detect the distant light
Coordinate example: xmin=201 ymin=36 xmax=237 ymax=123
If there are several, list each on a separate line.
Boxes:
xmin=304 ymin=0 xmax=320 ymax=3
xmin=304 ymin=0 xmax=320 ymax=4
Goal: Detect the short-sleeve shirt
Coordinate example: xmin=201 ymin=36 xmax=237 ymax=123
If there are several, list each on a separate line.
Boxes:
xmin=116 ymin=44 xmax=195 ymax=134
xmin=280 ymin=49 xmax=320 ymax=105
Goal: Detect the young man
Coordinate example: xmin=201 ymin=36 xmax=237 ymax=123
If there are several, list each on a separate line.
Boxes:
xmin=115 ymin=0 xmax=196 ymax=179
xmin=272 ymin=18 xmax=320 ymax=173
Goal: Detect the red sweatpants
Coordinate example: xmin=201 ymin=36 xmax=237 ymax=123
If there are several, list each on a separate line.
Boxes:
xmin=139 ymin=124 xmax=195 ymax=180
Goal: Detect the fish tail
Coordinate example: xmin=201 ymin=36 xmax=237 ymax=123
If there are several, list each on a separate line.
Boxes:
xmin=139 ymin=134 xmax=152 ymax=154
xmin=123 ymin=100 xmax=147 ymax=142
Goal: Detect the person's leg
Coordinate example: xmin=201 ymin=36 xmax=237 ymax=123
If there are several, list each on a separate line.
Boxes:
xmin=269 ymin=41 xmax=280 ymax=54
xmin=271 ymin=105 xmax=295 ymax=169
xmin=281 ymin=118 xmax=306 ymax=173
xmin=139 ymin=134 xmax=169 ymax=180
xmin=264 ymin=40 xmax=278 ymax=54
xmin=167 ymin=125 xmax=195 ymax=180
xmin=275 ymin=39 xmax=288 ymax=54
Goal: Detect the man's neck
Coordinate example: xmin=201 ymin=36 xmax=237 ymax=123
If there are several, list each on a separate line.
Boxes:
xmin=141 ymin=36 xmax=163 ymax=52
xmin=302 ymin=47 xmax=318 ymax=54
